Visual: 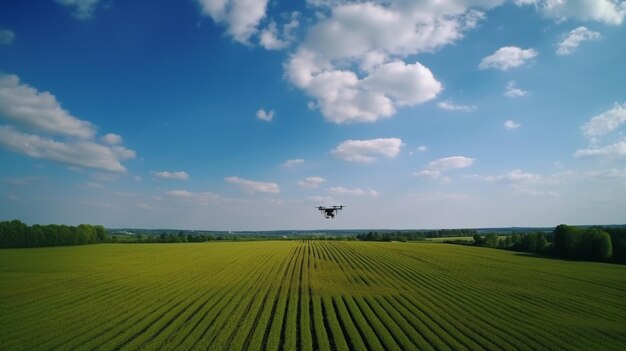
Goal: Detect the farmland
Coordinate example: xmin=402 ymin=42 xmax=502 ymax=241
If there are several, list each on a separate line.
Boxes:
xmin=1 ymin=241 xmax=625 ymax=350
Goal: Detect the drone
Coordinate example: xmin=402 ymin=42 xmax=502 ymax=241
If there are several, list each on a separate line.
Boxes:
xmin=317 ymin=205 xmax=345 ymax=219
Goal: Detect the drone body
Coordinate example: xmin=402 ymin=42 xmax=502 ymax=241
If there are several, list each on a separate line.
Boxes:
xmin=317 ymin=205 xmax=344 ymax=219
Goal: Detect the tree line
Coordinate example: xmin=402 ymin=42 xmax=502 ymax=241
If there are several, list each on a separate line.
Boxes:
xmin=0 ymin=220 xmax=107 ymax=248
xmin=471 ymin=225 xmax=626 ymax=263
xmin=356 ymin=231 xmax=426 ymax=242
xmin=356 ymin=229 xmax=478 ymax=242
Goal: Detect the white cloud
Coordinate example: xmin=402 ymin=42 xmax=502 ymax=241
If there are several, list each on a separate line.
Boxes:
xmin=256 ymin=108 xmax=274 ymax=122
xmin=298 ymin=176 xmax=326 ymax=188
xmin=0 ymin=126 xmax=134 ymax=172
xmin=415 ymin=155 xmax=474 ymax=180
xmin=55 ymin=0 xmax=101 ymax=20
xmin=417 ymin=145 xmax=428 ymax=152
xmin=516 ymin=0 xmax=626 ymax=25
xmin=0 ymin=29 xmax=15 ymax=46
xmin=327 ymin=186 xmax=379 ymax=197
xmin=284 ymin=1 xmax=505 ymax=123
xmin=437 ymin=100 xmax=476 ymax=112
xmin=195 ymin=0 xmax=269 ymax=43
xmin=414 ymin=169 xmax=442 ymax=178
xmin=0 ymin=74 xmax=95 ymax=139
xmin=479 ymin=46 xmax=538 ymax=71
xmin=504 ymin=81 xmax=528 ymax=97
xmin=583 ymin=169 xmax=626 ymax=179
xmin=513 ymin=186 xmax=559 ymax=197
xmin=259 ymin=22 xmax=287 ymax=50
xmin=259 ymin=13 xmax=300 ymax=50
xmin=308 ymin=195 xmax=334 ymax=204
xmin=155 ymin=171 xmax=189 ymax=180
xmin=574 ymin=141 xmax=626 ymax=158
xmin=427 ymin=156 xmax=475 ymax=171
xmin=485 ymin=169 xmax=542 ymax=182
xmin=286 ymin=51 xmax=442 ymax=123
xmin=166 ymin=189 xmax=220 ymax=205
xmin=557 ymin=26 xmax=600 ymax=55
xmin=0 ymin=73 xmax=135 ymax=173
xmin=504 ymin=120 xmax=521 ymax=130
xmin=331 ymin=138 xmax=403 ymax=163
xmin=283 ymin=158 xmax=304 ymax=167
xmin=581 ymin=102 xmax=626 ymax=138
xmin=225 ymin=176 xmax=280 ymax=193
xmin=101 ymin=133 xmax=122 ymax=145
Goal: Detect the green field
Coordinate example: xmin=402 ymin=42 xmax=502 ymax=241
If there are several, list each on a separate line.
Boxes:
xmin=1 ymin=241 xmax=625 ymax=350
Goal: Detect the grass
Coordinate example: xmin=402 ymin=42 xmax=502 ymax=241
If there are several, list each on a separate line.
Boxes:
xmin=1 ymin=241 xmax=625 ymax=350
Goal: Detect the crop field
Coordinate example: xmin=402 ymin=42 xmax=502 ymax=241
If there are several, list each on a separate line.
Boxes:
xmin=1 ymin=241 xmax=626 ymax=350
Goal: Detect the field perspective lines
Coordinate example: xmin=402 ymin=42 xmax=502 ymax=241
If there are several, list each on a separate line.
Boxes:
xmin=1 ymin=241 xmax=626 ymax=350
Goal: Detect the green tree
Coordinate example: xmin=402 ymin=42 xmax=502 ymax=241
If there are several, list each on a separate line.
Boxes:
xmin=581 ymin=228 xmax=612 ymax=261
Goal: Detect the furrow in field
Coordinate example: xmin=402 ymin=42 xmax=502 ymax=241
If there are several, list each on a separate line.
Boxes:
xmin=186 ymin=248 xmax=286 ymax=350
xmin=322 ymin=296 xmax=351 ymax=351
xmin=224 ymin=247 xmax=294 ymax=351
xmin=340 ymin=295 xmax=386 ymax=350
xmin=261 ymin=245 xmax=301 ymax=351
xmin=331 ymin=296 xmax=368 ymax=350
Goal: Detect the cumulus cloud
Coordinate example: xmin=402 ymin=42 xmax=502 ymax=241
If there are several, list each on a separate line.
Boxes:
xmin=557 ymin=26 xmax=600 ymax=55
xmin=195 ymin=0 xmax=269 ymax=43
xmin=417 ymin=145 xmax=428 ymax=152
xmin=166 ymin=190 xmax=219 ymax=205
xmin=284 ymin=1 xmax=506 ymax=123
xmin=155 ymin=171 xmax=189 ymax=180
xmin=327 ymin=186 xmax=379 ymax=197
xmin=512 ymin=185 xmax=559 ymax=198
xmin=427 ymin=156 xmax=475 ymax=171
xmin=55 ymin=0 xmax=101 ymax=20
xmin=298 ymin=176 xmax=326 ymax=188
xmin=308 ymin=195 xmax=334 ymax=204
xmin=485 ymin=169 xmax=541 ymax=182
xmin=0 ymin=74 xmax=135 ymax=172
xmin=0 ymin=74 xmax=95 ymax=139
xmin=414 ymin=169 xmax=443 ymax=179
xmin=0 ymin=126 xmax=134 ymax=172
xmin=331 ymin=138 xmax=403 ymax=163
xmin=287 ymin=52 xmax=442 ymax=123
xmin=504 ymin=81 xmax=527 ymax=97
xmin=259 ymin=12 xmax=300 ymax=50
xmin=437 ymin=100 xmax=476 ymax=112
xmin=225 ymin=176 xmax=280 ymax=193
xmin=581 ymin=102 xmax=626 ymax=138
xmin=0 ymin=29 xmax=15 ymax=46
xmin=504 ymin=120 xmax=521 ymax=130
xmin=283 ymin=158 xmax=304 ymax=167
xmin=256 ymin=108 xmax=274 ymax=122
xmin=260 ymin=22 xmax=287 ymax=50
xmin=101 ymin=133 xmax=122 ymax=145
xmin=516 ymin=0 xmax=626 ymax=25
xmin=415 ymin=156 xmax=475 ymax=180
xmin=574 ymin=141 xmax=626 ymax=158
xmin=479 ymin=46 xmax=538 ymax=71
xmin=583 ymin=169 xmax=626 ymax=179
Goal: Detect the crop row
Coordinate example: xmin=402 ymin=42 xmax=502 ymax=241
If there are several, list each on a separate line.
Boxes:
xmin=1 ymin=240 xmax=625 ymax=350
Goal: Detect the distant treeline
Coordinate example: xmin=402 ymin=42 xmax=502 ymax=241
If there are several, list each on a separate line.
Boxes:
xmin=0 ymin=220 xmax=107 ymax=248
xmin=117 ymin=232 xmax=360 ymax=243
xmin=470 ymin=225 xmax=626 ymax=263
xmin=356 ymin=229 xmax=478 ymax=242
xmin=356 ymin=231 xmax=426 ymax=242
xmin=425 ymin=229 xmax=478 ymax=238
xmin=121 ymin=232 xmax=241 ymax=243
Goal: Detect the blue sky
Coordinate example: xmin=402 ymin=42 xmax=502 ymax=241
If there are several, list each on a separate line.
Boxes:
xmin=1 ymin=0 xmax=625 ymax=230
